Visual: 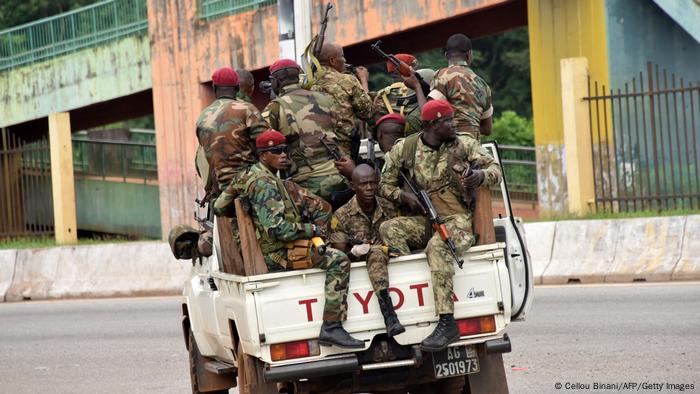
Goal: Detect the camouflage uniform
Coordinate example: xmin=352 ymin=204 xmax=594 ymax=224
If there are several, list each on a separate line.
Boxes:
xmin=244 ymin=162 xmax=351 ymax=322
xmin=311 ymin=65 xmax=373 ymax=157
xmin=428 ymin=61 xmax=492 ymax=141
xmin=236 ymin=91 xmax=252 ymax=103
xmin=195 ymin=98 xmax=269 ymax=191
xmin=371 ymin=82 xmax=422 ymax=136
xmin=262 ymin=83 xmax=347 ymax=201
xmin=378 ymin=134 xmax=501 ymax=314
xmin=330 ymin=195 xmax=398 ymax=293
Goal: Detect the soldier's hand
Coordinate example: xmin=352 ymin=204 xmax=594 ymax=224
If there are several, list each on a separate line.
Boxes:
xmin=401 ymin=70 xmax=420 ymax=90
xmin=355 ymin=66 xmax=369 ymax=82
xmin=311 ymin=224 xmax=328 ymax=238
xmin=462 ymin=169 xmax=485 ymax=189
xmin=334 ymin=157 xmax=356 ymax=179
xmin=400 ymin=191 xmax=426 ymax=214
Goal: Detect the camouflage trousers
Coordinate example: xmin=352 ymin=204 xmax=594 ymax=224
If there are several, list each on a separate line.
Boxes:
xmin=379 ymin=214 xmax=475 ymax=314
xmin=267 ymin=246 xmax=351 ymax=322
xmin=295 ymin=174 xmax=348 ymax=203
xmin=367 ymin=245 xmax=389 ymax=293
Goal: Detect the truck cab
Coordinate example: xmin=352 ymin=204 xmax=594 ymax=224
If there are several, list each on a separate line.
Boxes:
xmin=179 ymin=142 xmax=533 ymax=394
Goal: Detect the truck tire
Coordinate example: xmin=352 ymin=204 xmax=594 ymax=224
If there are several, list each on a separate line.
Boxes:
xmin=188 ymin=330 xmax=229 ymax=394
xmin=410 ymin=376 xmax=465 ymax=394
xmin=236 ymin=343 xmax=279 ymax=394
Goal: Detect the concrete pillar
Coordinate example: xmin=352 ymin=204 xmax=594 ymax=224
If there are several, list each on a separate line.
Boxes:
xmin=48 ymin=112 xmax=77 ymax=244
xmin=561 ymin=58 xmax=595 ymax=215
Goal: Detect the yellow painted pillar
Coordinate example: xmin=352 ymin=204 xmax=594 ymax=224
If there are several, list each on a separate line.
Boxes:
xmin=48 ymin=112 xmax=78 ymax=244
xmin=561 ymin=58 xmax=595 ymax=215
xmin=527 ymin=0 xmax=610 ymax=215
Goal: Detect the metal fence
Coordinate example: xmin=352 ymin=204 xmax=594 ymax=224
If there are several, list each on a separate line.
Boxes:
xmin=73 ymin=139 xmax=158 ymax=183
xmin=0 ymin=130 xmax=54 ymax=238
xmin=585 ymin=62 xmax=700 ymax=212
xmin=495 ymin=145 xmax=537 ymax=203
xmin=0 ymin=0 xmax=148 ymax=71
xmin=199 ymin=0 xmax=276 ymax=20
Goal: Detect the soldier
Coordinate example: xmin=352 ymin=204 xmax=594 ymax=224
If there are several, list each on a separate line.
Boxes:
xmin=196 ymin=67 xmax=268 ymax=196
xmin=378 ymin=100 xmax=502 ymax=352
xmin=243 ymin=129 xmax=364 ymax=349
xmin=375 ymin=113 xmax=407 ymax=155
xmin=235 ymin=69 xmax=255 ymax=103
xmin=261 ymin=59 xmax=351 ymax=203
xmin=312 ymin=42 xmax=373 ymax=160
xmin=371 ymin=53 xmax=423 ymax=137
xmin=428 ymin=34 xmax=493 ymax=141
xmin=329 ymin=164 xmax=404 ymax=337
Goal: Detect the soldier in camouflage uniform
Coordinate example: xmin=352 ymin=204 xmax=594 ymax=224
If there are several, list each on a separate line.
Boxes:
xmin=244 ymin=129 xmax=364 ymax=349
xmin=329 ymin=164 xmax=404 ymax=337
xmin=235 ymin=69 xmax=255 ymax=103
xmin=428 ymin=34 xmax=493 ymax=141
xmin=195 ymin=67 xmax=268 ymax=196
xmin=312 ymin=42 xmax=373 ymax=159
xmin=378 ymin=100 xmax=501 ymax=352
xmin=370 ymin=53 xmax=423 ymax=137
xmin=261 ymin=59 xmax=350 ymax=203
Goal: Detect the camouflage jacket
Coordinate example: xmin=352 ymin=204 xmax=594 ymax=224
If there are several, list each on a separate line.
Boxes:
xmin=262 ymin=83 xmax=344 ymax=176
xmin=371 ymin=82 xmax=422 ymax=136
xmin=196 ymin=97 xmax=269 ymax=190
xmin=378 ymin=133 xmax=501 ymax=217
xmin=236 ymin=91 xmax=252 ymax=103
xmin=429 ymin=61 xmax=492 ymax=140
xmin=329 ymin=195 xmax=398 ymax=245
xmin=245 ymin=162 xmax=331 ymax=254
xmin=311 ymin=65 xmax=373 ymax=156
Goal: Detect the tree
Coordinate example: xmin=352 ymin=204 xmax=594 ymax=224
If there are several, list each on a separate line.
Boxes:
xmin=0 ymin=0 xmax=100 ymax=30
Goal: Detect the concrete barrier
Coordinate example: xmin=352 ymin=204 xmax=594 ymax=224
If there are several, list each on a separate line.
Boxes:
xmin=605 ymin=216 xmax=685 ymax=282
xmin=522 ymin=222 xmax=555 ymax=285
xmin=542 ymin=220 xmax=618 ymax=284
xmin=0 ymin=249 xmax=17 ymax=302
xmin=5 ymin=241 xmax=191 ymax=302
xmin=672 ymin=215 xmax=700 ymax=281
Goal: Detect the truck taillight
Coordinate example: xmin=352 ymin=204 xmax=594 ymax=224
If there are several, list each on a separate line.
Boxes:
xmin=270 ymin=340 xmax=320 ymax=361
xmin=456 ymin=315 xmax=496 ymax=336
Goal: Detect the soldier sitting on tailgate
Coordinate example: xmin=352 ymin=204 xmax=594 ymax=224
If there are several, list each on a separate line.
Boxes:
xmin=329 ymin=164 xmax=404 ymax=337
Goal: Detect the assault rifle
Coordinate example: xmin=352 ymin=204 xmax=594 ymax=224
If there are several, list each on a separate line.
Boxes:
xmin=399 ymin=170 xmax=465 ymax=269
xmin=320 ymin=136 xmax=342 ymax=161
xmin=312 ymin=3 xmax=334 ymax=60
xmin=366 ymin=135 xmax=380 ymax=176
xmin=371 ymin=40 xmax=431 ymax=96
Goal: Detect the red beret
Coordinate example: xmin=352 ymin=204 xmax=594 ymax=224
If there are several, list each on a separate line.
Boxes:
xmin=375 ymin=113 xmax=406 ymax=127
xmin=387 ymin=54 xmax=416 ymax=73
xmin=269 ymin=59 xmax=301 ymax=74
xmin=256 ymin=129 xmax=286 ymax=149
xmin=421 ymin=99 xmax=454 ymax=121
xmin=211 ymin=67 xmax=239 ymax=86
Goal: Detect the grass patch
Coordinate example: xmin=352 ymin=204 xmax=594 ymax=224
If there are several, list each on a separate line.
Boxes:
xmin=531 ymin=208 xmax=700 ymax=222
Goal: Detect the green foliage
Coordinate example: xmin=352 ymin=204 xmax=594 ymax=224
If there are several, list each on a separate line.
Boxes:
xmin=483 ymin=110 xmax=534 ymax=146
xmin=0 ymin=0 xmax=101 ymax=30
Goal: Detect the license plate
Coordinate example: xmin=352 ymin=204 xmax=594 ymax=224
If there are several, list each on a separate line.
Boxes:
xmin=431 ymin=345 xmax=479 ymax=378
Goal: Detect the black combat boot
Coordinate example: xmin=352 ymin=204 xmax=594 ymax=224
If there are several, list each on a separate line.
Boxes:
xmin=319 ymin=321 xmax=365 ymax=349
xmin=377 ymin=289 xmax=406 ymax=337
xmin=420 ymin=314 xmax=460 ymax=352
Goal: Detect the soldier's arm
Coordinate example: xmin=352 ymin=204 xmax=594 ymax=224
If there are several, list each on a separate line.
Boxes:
xmin=329 ymin=214 xmax=350 ymax=253
xmin=377 ymin=139 xmax=405 ymax=202
xmin=246 ymin=105 xmax=270 ymax=140
xmin=469 ymin=144 xmax=502 ymax=187
xmin=479 ymin=82 xmax=493 ymax=136
xmin=249 ymin=179 xmax=314 ymax=242
xmin=349 ymin=76 xmax=374 ymax=123
xmin=428 ymin=69 xmax=449 ymax=101
xmin=261 ymin=101 xmax=280 ymax=132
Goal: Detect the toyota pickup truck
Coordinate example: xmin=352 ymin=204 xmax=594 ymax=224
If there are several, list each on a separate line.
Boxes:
xmin=179 ymin=143 xmax=534 ymax=394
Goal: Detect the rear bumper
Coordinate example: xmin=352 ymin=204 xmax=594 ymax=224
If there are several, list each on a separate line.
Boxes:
xmin=263 ymin=335 xmax=511 ymax=383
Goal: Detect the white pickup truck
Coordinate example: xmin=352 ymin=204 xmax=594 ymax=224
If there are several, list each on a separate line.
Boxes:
xmin=180 ymin=143 xmax=534 ymax=394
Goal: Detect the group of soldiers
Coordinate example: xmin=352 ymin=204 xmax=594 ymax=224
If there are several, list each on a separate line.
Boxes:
xmin=183 ymin=33 xmax=502 ymax=353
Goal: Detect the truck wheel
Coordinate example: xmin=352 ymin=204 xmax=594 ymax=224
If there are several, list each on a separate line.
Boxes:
xmin=236 ymin=343 xmax=280 ymax=394
xmin=410 ymin=376 xmax=465 ymax=394
xmin=188 ymin=329 xmax=230 ymax=394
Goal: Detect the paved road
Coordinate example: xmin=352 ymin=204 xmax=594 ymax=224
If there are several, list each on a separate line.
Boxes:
xmin=0 ymin=283 xmax=698 ymax=394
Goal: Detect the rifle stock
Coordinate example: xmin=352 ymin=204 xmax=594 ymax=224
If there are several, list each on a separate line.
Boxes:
xmin=312 ymin=3 xmax=334 ymax=58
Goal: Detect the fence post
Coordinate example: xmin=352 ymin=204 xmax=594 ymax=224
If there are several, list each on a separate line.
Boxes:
xmin=561 ymin=58 xmax=595 ymax=215
xmin=48 ymin=112 xmax=78 ymax=244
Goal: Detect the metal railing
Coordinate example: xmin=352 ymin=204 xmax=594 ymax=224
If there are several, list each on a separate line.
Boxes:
xmin=585 ymin=62 xmax=700 ymax=212
xmin=0 ymin=0 xmax=148 ymax=71
xmin=495 ymin=144 xmax=537 ymax=203
xmin=199 ymin=0 xmax=276 ymax=20
xmin=72 ymin=139 xmax=157 ymax=183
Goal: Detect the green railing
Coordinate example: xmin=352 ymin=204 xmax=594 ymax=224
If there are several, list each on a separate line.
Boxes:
xmin=0 ymin=0 xmax=148 ymax=71
xmin=199 ymin=0 xmax=276 ymax=20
